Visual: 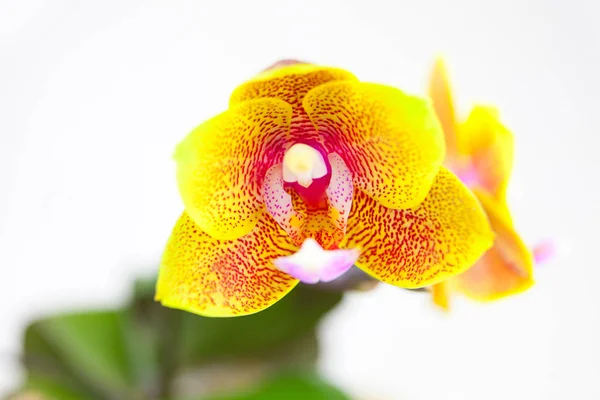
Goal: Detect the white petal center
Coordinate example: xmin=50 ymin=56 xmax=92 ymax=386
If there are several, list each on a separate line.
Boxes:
xmin=282 ymin=143 xmax=327 ymax=188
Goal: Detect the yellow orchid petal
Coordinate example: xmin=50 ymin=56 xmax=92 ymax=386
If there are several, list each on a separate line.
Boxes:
xmin=453 ymin=247 xmax=534 ymax=302
xmin=175 ymin=98 xmax=292 ymax=240
xmin=452 ymin=190 xmax=534 ymax=301
xmin=458 ymin=106 xmax=514 ymax=200
xmin=230 ymin=64 xmax=358 ymax=147
xmin=156 ymin=212 xmax=299 ymax=317
xmin=429 ymin=58 xmax=460 ymax=160
xmin=431 ymin=281 xmax=451 ymax=311
xmin=303 ymin=81 xmax=446 ymax=209
xmin=298 ymin=208 xmax=345 ymax=251
xmin=230 ymin=64 xmax=357 ymax=109
xmin=342 ymin=167 xmax=493 ymax=288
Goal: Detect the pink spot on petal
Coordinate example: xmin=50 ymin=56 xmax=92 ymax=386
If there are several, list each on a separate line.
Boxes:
xmin=456 ymin=165 xmax=480 ymax=189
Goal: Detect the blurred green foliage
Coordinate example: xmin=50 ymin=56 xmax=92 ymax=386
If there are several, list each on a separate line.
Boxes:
xmin=14 ymin=278 xmax=350 ymax=400
xmin=204 ymin=373 xmax=349 ymax=400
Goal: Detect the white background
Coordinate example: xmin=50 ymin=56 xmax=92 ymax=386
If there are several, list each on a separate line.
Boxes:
xmin=1 ymin=1 xmax=598 ymax=399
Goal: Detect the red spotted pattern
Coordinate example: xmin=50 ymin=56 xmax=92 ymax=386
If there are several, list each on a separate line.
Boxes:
xmin=342 ymin=167 xmax=494 ymax=288
xmin=303 ymin=81 xmax=446 ymax=210
xmin=230 ymin=64 xmax=358 ymax=146
xmin=175 ymin=98 xmax=293 ymax=240
xmin=158 ymin=63 xmax=495 ymax=317
xmin=156 ymin=212 xmax=299 ymax=317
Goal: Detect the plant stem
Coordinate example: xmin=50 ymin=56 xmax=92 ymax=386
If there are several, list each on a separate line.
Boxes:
xmin=156 ymin=306 xmax=182 ymax=400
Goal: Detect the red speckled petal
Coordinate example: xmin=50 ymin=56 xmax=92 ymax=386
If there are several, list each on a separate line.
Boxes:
xmin=155 ymin=212 xmax=299 ymax=317
xmin=326 ymin=153 xmax=354 ymax=236
xmin=175 ymin=98 xmax=292 ymax=240
xmin=451 ymin=190 xmax=534 ymax=301
xmin=342 ymin=167 xmax=494 ymax=288
xmin=261 ymin=163 xmax=304 ymax=245
xmin=230 ymin=65 xmax=358 ymax=145
xmin=303 ymin=81 xmax=446 ymax=209
xmin=230 ymin=64 xmax=357 ymax=109
xmin=299 ymin=208 xmax=345 ymax=250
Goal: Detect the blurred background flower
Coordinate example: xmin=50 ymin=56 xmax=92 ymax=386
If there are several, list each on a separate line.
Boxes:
xmin=427 ymin=59 xmax=536 ymax=309
xmin=1 ymin=1 xmax=596 ymax=399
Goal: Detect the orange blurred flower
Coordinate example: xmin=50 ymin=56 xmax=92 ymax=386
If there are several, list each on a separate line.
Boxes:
xmin=428 ymin=59 xmax=550 ymax=309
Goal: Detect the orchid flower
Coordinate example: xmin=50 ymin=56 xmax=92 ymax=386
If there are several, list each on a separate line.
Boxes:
xmin=428 ymin=59 xmax=546 ymax=309
xmin=155 ymin=62 xmax=493 ymax=317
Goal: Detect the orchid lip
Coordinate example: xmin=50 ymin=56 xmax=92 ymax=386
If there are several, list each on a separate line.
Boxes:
xmin=273 ymin=238 xmax=360 ymax=284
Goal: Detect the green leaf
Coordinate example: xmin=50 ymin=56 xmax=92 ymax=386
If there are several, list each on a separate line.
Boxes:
xmin=18 ymin=277 xmax=345 ymax=400
xmin=127 ymin=278 xmax=344 ymax=398
xmin=176 ymin=285 xmax=343 ymax=366
xmin=119 ymin=307 xmax=162 ymax=396
xmin=19 ymin=375 xmax=91 ymax=400
xmin=200 ymin=372 xmax=351 ymax=400
xmin=129 ymin=277 xmax=343 ymax=367
xmin=23 ymin=310 xmax=138 ymax=399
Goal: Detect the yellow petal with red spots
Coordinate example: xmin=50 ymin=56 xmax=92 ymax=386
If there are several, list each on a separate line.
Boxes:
xmin=429 ymin=58 xmax=460 ymax=160
xmin=304 ymin=81 xmax=446 ymax=210
xmin=175 ymin=98 xmax=292 ymax=240
xmin=452 ymin=190 xmax=534 ymax=301
xmin=298 ymin=208 xmax=345 ymax=251
xmin=155 ymin=212 xmax=299 ymax=317
xmin=458 ymin=106 xmax=514 ymax=200
xmin=230 ymin=64 xmax=357 ymax=109
xmin=342 ymin=167 xmax=493 ymax=288
xmin=230 ymin=64 xmax=358 ymax=145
